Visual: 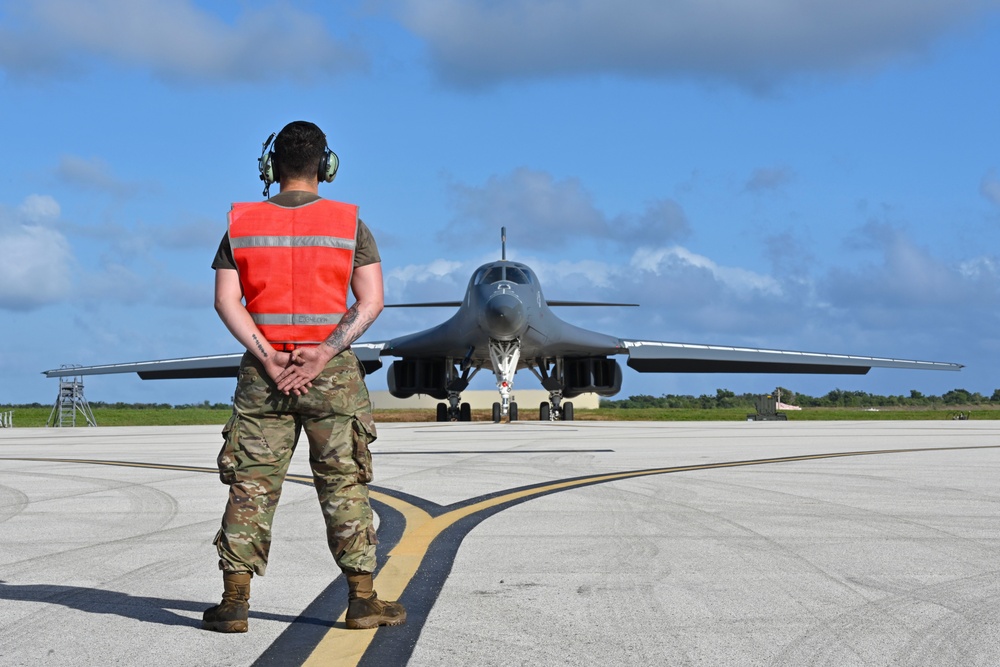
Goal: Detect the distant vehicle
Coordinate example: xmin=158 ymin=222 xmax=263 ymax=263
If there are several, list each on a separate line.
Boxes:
xmin=44 ymin=228 xmax=962 ymax=422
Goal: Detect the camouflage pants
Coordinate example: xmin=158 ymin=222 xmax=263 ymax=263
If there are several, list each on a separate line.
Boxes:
xmin=214 ymin=350 xmax=378 ymax=576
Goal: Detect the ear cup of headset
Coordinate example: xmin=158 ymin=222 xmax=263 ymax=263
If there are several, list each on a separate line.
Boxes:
xmin=319 ymin=148 xmax=339 ymax=183
xmin=259 ymin=151 xmax=278 ymax=185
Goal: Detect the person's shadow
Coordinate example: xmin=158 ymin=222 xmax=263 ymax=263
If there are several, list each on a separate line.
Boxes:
xmin=0 ymin=580 xmax=335 ymax=629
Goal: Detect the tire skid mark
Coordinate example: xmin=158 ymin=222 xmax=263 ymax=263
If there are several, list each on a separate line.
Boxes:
xmin=0 ymin=463 xmax=196 ymax=573
xmin=0 ymin=482 xmax=29 ymax=524
xmin=681 ymin=469 xmax=1000 ymax=555
xmin=771 ymin=571 xmax=1000 ymax=667
xmin=3 ymin=444 xmax=999 ymax=667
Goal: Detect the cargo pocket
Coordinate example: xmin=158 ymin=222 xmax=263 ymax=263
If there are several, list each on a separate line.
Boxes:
xmin=351 ymin=412 xmax=377 ymax=484
xmin=217 ymin=413 xmax=239 ymax=485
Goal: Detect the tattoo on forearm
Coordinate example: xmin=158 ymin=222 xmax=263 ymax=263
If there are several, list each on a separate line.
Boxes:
xmin=323 ymin=303 xmax=376 ymax=355
xmin=251 ymin=334 xmax=268 ymax=358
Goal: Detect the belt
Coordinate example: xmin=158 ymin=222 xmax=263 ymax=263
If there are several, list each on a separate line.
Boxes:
xmin=272 ymin=343 xmax=320 ymax=352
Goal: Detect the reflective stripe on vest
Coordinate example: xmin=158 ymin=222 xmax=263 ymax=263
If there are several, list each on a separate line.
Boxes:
xmin=230 ymin=235 xmax=357 ymax=250
xmin=251 ymin=313 xmax=344 ymax=326
xmin=229 ymin=199 xmax=358 ymax=345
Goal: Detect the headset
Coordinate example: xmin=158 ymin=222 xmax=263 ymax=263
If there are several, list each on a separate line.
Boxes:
xmin=258 ymin=131 xmax=339 ymax=197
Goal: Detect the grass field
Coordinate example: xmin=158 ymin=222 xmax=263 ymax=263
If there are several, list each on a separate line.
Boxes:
xmin=1 ymin=404 xmax=994 ymax=428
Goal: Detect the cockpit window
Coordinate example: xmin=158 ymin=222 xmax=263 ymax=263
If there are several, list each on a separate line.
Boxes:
xmin=505 ymin=267 xmax=530 ymax=284
xmin=480 ymin=267 xmax=504 ymax=284
xmin=474 ymin=264 xmax=534 ymax=285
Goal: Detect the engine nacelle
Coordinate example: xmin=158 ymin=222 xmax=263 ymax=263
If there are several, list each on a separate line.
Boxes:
xmin=562 ymin=357 xmax=623 ymax=398
xmin=386 ymin=359 xmax=449 ymax=400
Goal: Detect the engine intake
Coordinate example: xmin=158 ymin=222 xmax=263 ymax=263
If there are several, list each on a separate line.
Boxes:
xmin=563 ymin=357 xmax=622 ymax=398
xmin=387 ymin=359 xmax=448 ymax=400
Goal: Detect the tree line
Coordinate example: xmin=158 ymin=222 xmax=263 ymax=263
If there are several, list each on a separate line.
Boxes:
xmin=601 ymin=387 xmax=1000 ymax=410
xmin=5 ymin=400 xmax=232 ymax=410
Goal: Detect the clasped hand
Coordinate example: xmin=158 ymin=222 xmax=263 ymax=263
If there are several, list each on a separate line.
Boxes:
xmin=265 ymin=347 xmax=334 ymax=395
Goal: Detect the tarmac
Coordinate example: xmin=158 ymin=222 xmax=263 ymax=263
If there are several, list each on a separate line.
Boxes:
xmin=0 ymin=420 xmax=998 ymax=666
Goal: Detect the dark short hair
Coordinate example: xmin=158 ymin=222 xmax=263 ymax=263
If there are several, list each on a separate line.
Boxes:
xmin=273 ymin=121 xmax=327 ymax=181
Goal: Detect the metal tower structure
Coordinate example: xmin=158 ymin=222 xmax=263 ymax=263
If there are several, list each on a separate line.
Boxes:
xmin=47 ymin=367 xmax=97 ymax=427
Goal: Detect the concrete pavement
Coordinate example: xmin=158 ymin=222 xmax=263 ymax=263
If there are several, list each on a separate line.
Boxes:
xmin=1 ymin=420 xmax=998 ymax=666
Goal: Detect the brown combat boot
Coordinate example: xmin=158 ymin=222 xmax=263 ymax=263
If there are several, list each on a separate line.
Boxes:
xmin=345 ymin=572 xmax=406 ymax=630
xmin=202 ymin=571 xmax=251 ymax=633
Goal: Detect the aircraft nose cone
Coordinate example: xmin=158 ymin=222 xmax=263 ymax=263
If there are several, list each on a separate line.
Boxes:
xmin=481 ymin=293 xmax=527 ymax=339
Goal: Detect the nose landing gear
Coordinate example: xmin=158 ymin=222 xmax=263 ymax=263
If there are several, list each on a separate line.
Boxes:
xmin=489 ymin=339 xmax=521 ymax=423
xmin=492 ymin=400 xmax=519 ymax=423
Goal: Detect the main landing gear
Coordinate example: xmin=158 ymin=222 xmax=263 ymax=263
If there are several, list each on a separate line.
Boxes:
xmin=435 ymin=358 xmax=478 ymax=421
xmin=525 ymin=363 xmax=575 ymax=421
xmin=436 ymin=399 xmax=471 ymax=422
xmin=539 ymin=397 xmax=573 ymax=421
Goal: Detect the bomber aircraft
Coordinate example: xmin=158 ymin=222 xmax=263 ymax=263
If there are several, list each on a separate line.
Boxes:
xmin=44 ymin=228 xmax=962 ymax=422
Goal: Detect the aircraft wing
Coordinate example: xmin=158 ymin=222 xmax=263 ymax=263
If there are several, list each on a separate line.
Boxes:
xmin=384 ymin=302 xmax=462 ymax=308
xmin=352 ymin=341 xmax=389 ymax=373
xmin=547 ymin=301 xmax=639 ymax=307
xmin=384 ymin=301 xmax=638 ymax=308
xmin=43 ymin=354 xmax=245 ymax=380
xmin=42 ymin=343 xmax=394 ymax=381
xmin=621 ymin=340 xmax=964 ymax=374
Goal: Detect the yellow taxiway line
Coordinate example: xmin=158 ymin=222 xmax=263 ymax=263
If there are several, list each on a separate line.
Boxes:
xmin=299 ymin=444 xmax=1000 ymax=665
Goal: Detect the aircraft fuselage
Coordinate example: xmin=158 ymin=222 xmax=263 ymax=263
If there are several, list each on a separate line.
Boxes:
xmin=386 ymin=260 xmax=624 ymax=362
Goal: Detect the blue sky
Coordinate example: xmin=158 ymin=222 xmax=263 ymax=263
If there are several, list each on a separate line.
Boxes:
xmin=2 ymin=0 xmax=999 ymax=406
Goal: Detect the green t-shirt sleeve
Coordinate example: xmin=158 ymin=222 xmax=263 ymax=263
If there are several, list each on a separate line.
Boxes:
xmin=355 ymin=219 xmax=381 ymax=267
xmin=211 ymin=233 xmax=235 ymax=270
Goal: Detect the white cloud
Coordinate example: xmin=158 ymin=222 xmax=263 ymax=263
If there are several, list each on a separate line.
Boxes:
xmin=745 ymin=166 xmax=795 ymax=192
xmin=57 ymin=155 xmax=143 ymax=197
xmin=630 ymin=246 xmax=782 ymax=296
xmin=0 ymin=195 xmax=74 ymax=310
xmin=957 ymin=255 xmax=1000 ymax=282
xmin=0 ymin=224 xmax=73 ymax=310
xmin=394 ymin=0 xmax=999 ymax=89
xmin=1 ymin=0 xmax=367 ymax=83
xmin=16 ymin=194 xmax=61 ymax=224
xmin=530 ymin=258 xmax=617 ymax=290
xmin=382 ymin=259 xmax=467 ymax=306
xmin=441 ymin=167 xmax=689 ymax=247
xmin=981 ymin=170 xmax=1000 ymax=206
xmin=819 ymin=222 xmax=994 ymax=329
xmin=0 ymin=192 xmax=221 ymax=312
xmin=386 ymin=259 xmax=464 ymax=284
xmin=443 ymin=168 xmax=604 ymax=240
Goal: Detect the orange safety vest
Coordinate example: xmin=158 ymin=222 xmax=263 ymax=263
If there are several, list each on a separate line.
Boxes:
xmin=228 ymin=199 xmax=358 ymax=345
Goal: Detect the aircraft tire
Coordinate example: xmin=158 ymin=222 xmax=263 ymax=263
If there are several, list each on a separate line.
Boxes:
xmin=460 ymin=402 xmax=472 ymax=422
xmin=509 ymin=401 xmax=518 ymax=421
xmin=539 ymin=402 xmax=550 ymax=421
xmin=562 ymin=402 xmax=574 ymax=421
xmin=492 ymin=402 xmax=501 ymax=423
xmin=436 ymin=403 xmax=448 ymax=422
